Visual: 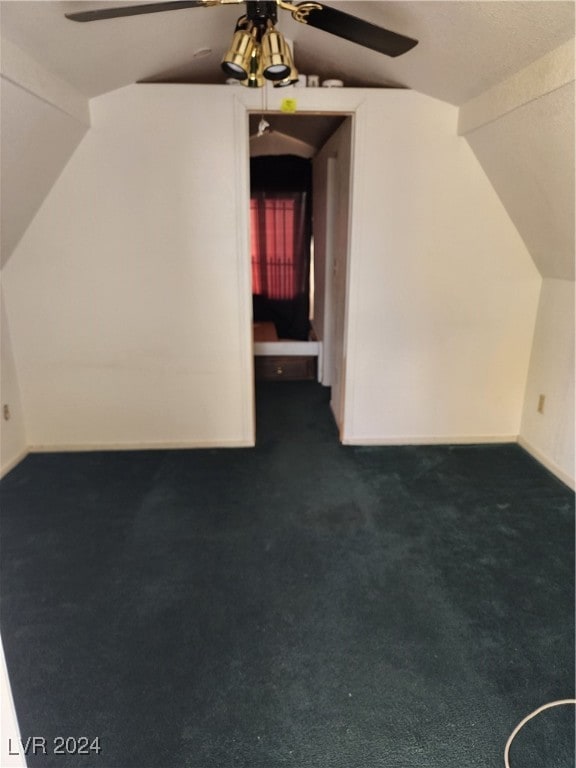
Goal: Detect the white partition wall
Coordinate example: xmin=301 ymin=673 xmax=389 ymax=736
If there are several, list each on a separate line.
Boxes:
xmin=3 ymin=86 xmax=254 ymax=450
xmin=3 ymin=85 xmax=541 ymax=454
xmin=339 ymin=94 xmax=540 ymax=444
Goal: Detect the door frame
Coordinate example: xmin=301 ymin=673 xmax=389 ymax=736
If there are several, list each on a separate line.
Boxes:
xmin=233 ymin=92 xmax=365 ymax=445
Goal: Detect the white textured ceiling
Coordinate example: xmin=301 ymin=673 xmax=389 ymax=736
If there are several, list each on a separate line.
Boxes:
xmin=466 ymin=81 xmax=575 ymax=279
xmin=0 ymin=1 xmax=574 ymax=104
xmin=1 ymin=1 xmax=574 ymax=278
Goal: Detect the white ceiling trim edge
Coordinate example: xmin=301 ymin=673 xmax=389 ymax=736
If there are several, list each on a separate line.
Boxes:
xmin=1 ymin=36 xmax=90 ymax=125
xmin=458 ymin=37 xmax=575 ymax=136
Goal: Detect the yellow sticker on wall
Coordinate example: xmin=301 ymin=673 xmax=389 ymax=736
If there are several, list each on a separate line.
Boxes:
xmin=280 ymin=99 xmax=297 ymax=113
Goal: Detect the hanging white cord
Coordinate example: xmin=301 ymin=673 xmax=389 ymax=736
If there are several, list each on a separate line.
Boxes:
xmin=504 ymin=699 xmax=576 ymax=768
xmin=257 ymin=78 xmax=271 ymax=136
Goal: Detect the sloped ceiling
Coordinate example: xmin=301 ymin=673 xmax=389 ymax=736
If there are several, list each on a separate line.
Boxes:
xmin=465 ymin=81 xmax=574 ymax=280
xmin=248 ymin=113 xmax=345 ymax=153
xmin=0 ymin=1 xmax=574 ymax=277
xmin=0 ymin=1 xmax=573 ymax=102
xmin=0 ymin=78 xmax=87 ymax=265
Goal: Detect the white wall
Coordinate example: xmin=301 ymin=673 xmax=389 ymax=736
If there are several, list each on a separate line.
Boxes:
xmin=1 ymin=43 xmax=88 ymax=474
xmin=3 ymin=85 xmax=540 ymax=451
xmin=3 ymin=85 xmax=254 ymax=450
xmin=457 ymin=38 xmax=574 ymax=486
xmin=313 ymin=119 xmax=353 ymax=429
xmin=312 ymin=144 xmax=332 ymax=368
xmin=519 ymin=279 xmax=575 ymax=488
xmin=341 ymin=95 xmax=540 ymax=444
xmin=313 ymin=117 xmax=353 ymax=391
xmin=0 ymin=284 xmax=27 ymax=476
xmin=0 ymin=635 xmax=26 ymax=768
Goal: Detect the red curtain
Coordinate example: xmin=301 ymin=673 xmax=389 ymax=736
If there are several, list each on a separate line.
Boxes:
xmin=250 ymin=155 xmax=312 ymax=340
xmin=250 ymin=191 xmax=309 ymax=300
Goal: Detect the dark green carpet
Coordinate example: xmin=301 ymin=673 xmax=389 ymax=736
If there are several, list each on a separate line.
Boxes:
xmin=1 ymin=381 xmax=574 ymax=767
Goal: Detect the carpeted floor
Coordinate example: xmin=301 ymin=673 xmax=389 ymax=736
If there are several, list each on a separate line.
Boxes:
xmin=1 ymin=381 xmax=574 ymax=767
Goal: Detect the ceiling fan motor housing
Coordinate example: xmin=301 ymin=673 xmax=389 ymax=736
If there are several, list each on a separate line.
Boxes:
xmin=246 ymin=1 xmax=278 ymax=26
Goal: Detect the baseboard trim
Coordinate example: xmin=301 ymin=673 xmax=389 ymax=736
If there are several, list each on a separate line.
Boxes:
xmin=28 ymin=439 xmax=255 ymax=453
xmin=6 ymin=437 xmax=574 ymax=491
xmin=517 ymin=436 xmax=575 ymax=491
xmin=341 ymin=434 xmax=518 ymax=446
xmin=0 ymin=448 xmax=29 ymax=479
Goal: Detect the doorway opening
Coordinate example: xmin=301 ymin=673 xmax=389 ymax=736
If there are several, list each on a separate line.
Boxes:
xmin=247 ymin=111 xmax=354 ymax=435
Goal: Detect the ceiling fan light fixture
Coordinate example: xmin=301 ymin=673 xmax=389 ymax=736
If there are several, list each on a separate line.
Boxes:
xmin=65 ymin=2 xmax=420 ymax=88
xmin=221 ymin=25 xmax=257 ymax=80
xmin=243 ymin=47 xmax=265 ymax=88
xmin=260 ymin=25 xmax=291 ymax=81
xmin=273 ymin=41 xmax=298 ymax=87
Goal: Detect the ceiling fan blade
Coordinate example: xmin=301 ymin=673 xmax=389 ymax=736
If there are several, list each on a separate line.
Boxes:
xmin=291 ymin=3 xmax=418 ymax=57
xmin=65 ymin=1 xmax=213 ymax=23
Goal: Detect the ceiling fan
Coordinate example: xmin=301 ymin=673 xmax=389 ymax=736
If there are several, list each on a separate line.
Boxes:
xmin=65 ymin=1 xmax=418 ymax=88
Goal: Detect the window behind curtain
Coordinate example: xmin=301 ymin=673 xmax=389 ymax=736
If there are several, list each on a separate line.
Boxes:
xmin=250 ymin=155 xmax=312 ymax=340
